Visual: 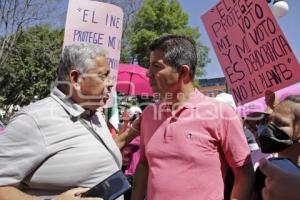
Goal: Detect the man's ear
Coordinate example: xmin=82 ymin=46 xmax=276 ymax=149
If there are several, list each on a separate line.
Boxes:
xmin=69 ymin=70 xmax=80 ymax=89
xmin=180 ymin=65 xmax=191 ymax=82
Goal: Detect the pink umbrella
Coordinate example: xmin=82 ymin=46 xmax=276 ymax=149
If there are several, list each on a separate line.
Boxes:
xmin=116 ymin=64 xmax=153 ymax=96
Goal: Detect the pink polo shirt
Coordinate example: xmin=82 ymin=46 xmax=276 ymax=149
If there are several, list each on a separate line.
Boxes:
xmin=140 ymin=90 xmax=251 ymax=200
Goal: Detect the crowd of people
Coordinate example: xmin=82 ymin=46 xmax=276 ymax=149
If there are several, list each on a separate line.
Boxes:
xmin=0 ymin=35 xmax=299 ymax=200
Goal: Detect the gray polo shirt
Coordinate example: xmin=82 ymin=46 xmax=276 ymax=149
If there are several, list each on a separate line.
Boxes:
xmin=0 ymin=87 xmax=123 ymax=198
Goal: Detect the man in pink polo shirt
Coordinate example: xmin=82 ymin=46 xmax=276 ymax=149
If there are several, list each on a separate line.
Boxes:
xmin=132 ymin=35 xmax=254 ymax=200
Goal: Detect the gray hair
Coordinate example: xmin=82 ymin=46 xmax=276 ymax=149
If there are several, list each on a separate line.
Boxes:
xmin=57 ymin=43 xmax=107 ymax=81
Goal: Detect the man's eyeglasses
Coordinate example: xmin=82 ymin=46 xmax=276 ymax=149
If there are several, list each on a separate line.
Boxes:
xmin=97 ymin=73 xmax=110 ymax=82
xmin=79 ymin=72 xmax=111 ymax=82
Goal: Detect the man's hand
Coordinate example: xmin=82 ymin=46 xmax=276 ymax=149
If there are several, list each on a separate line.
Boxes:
xmin=121 ymin=112 xmax=131 ymax=123
xmin=130 ymin=117 xmax=141 ymax=133
xmin=115 ymin=116 xmax=141 ymax=149
xmin=52 ymin=188 xmax=103 ymax=200
xmin=259 ymin=159 xmax=300 ymax=200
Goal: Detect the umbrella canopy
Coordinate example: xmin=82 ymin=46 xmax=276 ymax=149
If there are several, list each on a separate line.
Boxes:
xmin=116 ymin=64 xmax=153 ymax=96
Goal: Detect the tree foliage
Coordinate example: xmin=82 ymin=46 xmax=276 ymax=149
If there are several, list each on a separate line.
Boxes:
xmin=96 ymin=0 xmax=144 ymax=63
xmin=0 ymin=25 xmax=63 ymax=121
xmin=128 ymin=0 xmax=210 ymax=78
xmin=0 ymin=0 xmax=62 ymax=68
xmin=0 ymin=0 xmax=211 ymax=122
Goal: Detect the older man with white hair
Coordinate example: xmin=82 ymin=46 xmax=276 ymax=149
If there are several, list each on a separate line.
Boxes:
xmin=0 ymin=43 xmax=139 ymax=200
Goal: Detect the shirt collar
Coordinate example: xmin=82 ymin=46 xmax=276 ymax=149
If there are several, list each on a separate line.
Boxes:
xmin=160 ymin=89 xmax=205 ymax=117
xmin=50 ymin=87 xmax=86 ymax=118
xmin=180 ymin=89 xmax=205 ymax=109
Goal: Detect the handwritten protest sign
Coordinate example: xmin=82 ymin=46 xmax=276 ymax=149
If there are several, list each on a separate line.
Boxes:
xmin=63 ymin=0 xmax=123 ymax=106
xmin=201 ymin=0 xmax=299 ymax=105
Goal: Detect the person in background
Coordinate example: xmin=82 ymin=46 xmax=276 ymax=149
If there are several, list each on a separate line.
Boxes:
xmin=215 ymin=93 xmax=259 ymax=200
xmin=244 ymin=111 xmax=270 ymax=150
xmin=132 ymin=35 xmax=254 ymax=200
xmin=265 ymin=95 xmax=300 ymax=160
xmin=0 ymin=43 xmax=138 ymax=200
xmin=254 ymin=95 xmax=300 ymax=200
xmin=215 ymin=93 xmax=236 ymax=112
xmin=243 ymin=103 xmax=273 ymax=169
xmin=215 ymin=93 xmax=259 ymax=151
xmin=120 ymin=106 xmax=142 ymax=200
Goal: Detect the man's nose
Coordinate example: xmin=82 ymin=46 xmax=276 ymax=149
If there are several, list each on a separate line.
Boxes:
xmin=106 ymin=77 xmax=113 ymax=91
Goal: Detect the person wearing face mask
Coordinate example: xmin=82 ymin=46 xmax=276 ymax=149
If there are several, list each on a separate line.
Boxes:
xmin=254 ymin=95 xmax=300 ymax=200
xmin=257 ymin=95 xmax=300 ymax=156
xmin=243 ymin=104 xmax=273 ymax=169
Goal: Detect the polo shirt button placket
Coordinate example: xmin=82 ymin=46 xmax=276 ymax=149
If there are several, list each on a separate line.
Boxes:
xmin=163 ymin=118 xmax=175 ymax=142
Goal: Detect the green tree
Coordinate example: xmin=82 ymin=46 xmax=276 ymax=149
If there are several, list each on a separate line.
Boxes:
xmin=0 ymin=0 xmax=63 ymax=68
xmin=0 ymin=25 xmax=63 ymax=122
xmin=129 ymin=0 xmax=210 ymax=79
xmin=97 ymin=0 xmax=144 ymax=64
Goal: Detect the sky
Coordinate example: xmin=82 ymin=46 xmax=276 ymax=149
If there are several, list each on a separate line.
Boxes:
xmin=59 ymin=0 xmax=299 ymax=79
xmin=179 ymin=0 xmax=299 ymax=79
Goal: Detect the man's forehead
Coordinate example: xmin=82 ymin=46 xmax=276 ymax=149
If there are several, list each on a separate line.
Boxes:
xmin=150 ymin=49 xmax=163 ymax=58
xmin=274 ymin=102 xmax=293 ymax=113
xmin=94 ymin=56 xmax=108 ymax=64
xmin=96 ymin=56 xmax=109 ymax=68
xmin=84 ymin=57 xmax=109 ymax=74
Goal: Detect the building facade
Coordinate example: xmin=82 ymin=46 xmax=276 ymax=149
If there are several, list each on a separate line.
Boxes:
xmin=198 ymin=77 xmax=227 ymax=97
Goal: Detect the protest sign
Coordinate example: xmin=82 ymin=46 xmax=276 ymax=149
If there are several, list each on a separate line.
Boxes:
xmin=64 ymin=0 xmax=123 ymax=106
xmin=201 ymin=0 xmax=299 ymax=105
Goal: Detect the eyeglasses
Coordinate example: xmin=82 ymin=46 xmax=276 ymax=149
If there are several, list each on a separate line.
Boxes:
xmin=97 ymin=73 xmax=110 ymax=82
xmin=79 ymin=72 xmax=111 ymax=82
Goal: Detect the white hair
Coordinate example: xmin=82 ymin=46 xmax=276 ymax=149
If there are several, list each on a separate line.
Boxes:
xmin=57 ymin=43 xmax=107 ymax=81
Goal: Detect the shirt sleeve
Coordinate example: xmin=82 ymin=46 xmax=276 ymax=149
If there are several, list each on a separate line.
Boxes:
xmin=219 ymin=104 xmax=251 ymax=168
xmin=0 ymin=112 xmax=48 ymax=186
